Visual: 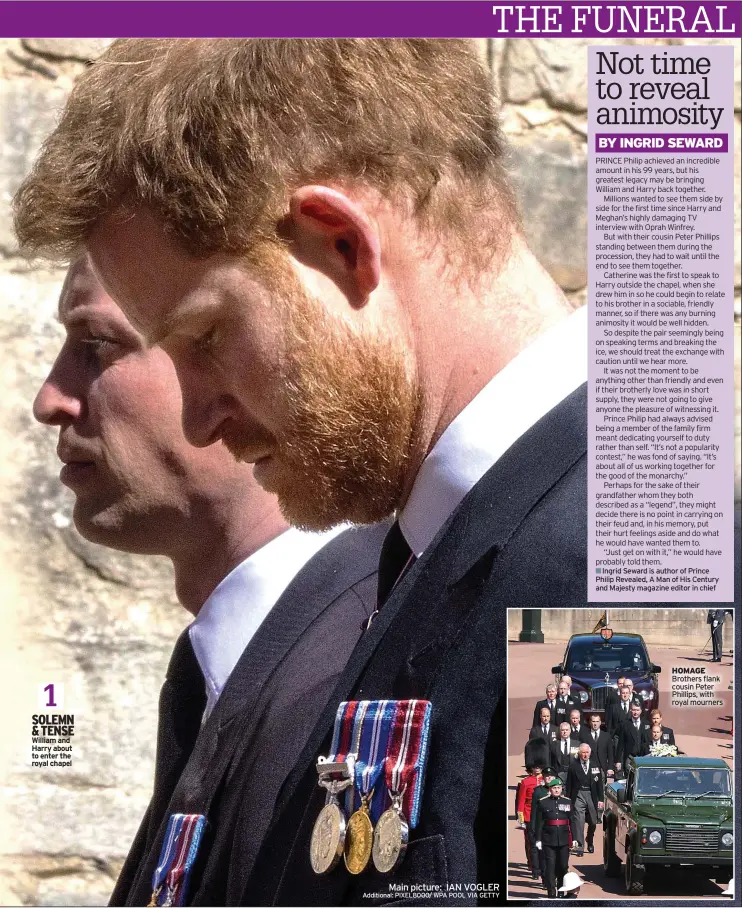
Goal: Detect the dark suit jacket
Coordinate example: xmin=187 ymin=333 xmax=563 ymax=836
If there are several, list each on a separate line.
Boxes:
xmin=243 ymin=389 xmax=742 ymax=906
xmin=528 ymin=724 xmax=558 ymax=746
xmin=550 ymin=736 xmax=582 ymax=773
xmin=640 ymin=726 xmax=676 ymax=754
xmin=566 ymin=758 xmax=604 ymax=805
xmin=616 ymin=720 xmax=645 ymax=765
xmin=553 ymin=695 xmax=581 ymax=725
xmin=606 ymin=701 xmax=637 ymax=736
xmin=532 ymin=698 xmax=559 ymax=728
xmin=109 ymin=522 xmax=388 ymax=907
xmin=578 ymin=727 xmax=614 ymax=774
xmin=244 ymin=384 xmax=590 ymax=905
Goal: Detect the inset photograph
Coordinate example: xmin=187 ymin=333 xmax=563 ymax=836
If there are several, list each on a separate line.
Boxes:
xmin=507 ymin=608 xmax=734 ymax=900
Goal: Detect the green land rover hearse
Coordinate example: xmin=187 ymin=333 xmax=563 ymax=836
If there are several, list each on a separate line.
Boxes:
xmin=603 ymin=756 xmax=733 ymax=895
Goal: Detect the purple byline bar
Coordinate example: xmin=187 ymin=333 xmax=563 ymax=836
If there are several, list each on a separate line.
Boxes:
xmin=0 ymin=1 xmax=740 ymax=38
xmin=596 ymin=134 xmax=729 ymax=153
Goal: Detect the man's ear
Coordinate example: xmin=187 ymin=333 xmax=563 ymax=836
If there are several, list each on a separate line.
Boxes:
xmin=285 ymin=186 xmax=381 ymax=307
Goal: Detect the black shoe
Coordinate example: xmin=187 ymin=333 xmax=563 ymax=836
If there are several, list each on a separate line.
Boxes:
xmin=587 ymin=844 xmax=595 ymax=853
xmin=576 ymin=848 xmax=584 ymax=857
xmin=547 ymin=889 xmax=557 ymax=899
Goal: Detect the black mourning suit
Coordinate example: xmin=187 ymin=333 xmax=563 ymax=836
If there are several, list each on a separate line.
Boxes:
xmin=616 ymin=718 xmax=645 ymax=769
xmin=532 ymin=698 xmax=558 ymax=728
xmin=579 ymin=726 xmax=614 ymax=775
xmin=109 ymin=523 xmax=388 ymax=907
xmin=606 ymin=699 xmax=636 ymax=736
xmin=550 ymin=736 xmax=581 ymax=776
xmin=244 ymin=385 xmax=590 ymax=905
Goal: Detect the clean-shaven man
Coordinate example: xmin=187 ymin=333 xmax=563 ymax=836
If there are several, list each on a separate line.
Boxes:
xmin=33 ymin=258 xmax=386 ymax=905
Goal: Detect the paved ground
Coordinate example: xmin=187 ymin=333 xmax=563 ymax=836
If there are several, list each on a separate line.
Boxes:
xmin=507 ymin=639 xmax=734 ymax=900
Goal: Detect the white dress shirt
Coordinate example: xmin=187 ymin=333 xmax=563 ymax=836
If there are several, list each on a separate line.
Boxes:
xmin=189 ymin=525 xmax=345 ymax=720
xmin=399 ymin=306 xmax=587 ymax=556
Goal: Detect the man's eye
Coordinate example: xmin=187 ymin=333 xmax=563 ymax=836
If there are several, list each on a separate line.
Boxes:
xmin=194 ymin=326 xmax=220 ymax=354
xmin=80 ymin=337 xmax=119 ymax=362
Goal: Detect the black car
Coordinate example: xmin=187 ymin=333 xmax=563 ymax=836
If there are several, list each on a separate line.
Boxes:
xmin=551 ymin=630 xmax=661 ymax=717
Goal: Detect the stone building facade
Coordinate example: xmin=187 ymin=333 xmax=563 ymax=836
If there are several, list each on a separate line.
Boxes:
xmin=0 ymin=37 xmax=739 ymax=906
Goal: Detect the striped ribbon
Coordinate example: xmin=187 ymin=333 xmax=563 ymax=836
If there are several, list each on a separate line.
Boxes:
xmin=385 ymin=699 xmax=432 ymax=828
xmin=352 ymin=700 xmax=396 ymax=822
xmin=150 ymin=813 xmax=206 ymax=906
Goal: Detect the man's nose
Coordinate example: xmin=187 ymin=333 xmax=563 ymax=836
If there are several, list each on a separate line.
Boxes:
xmin=33 ymin=362 xmax=83 ymax=425
xmin=181 ymin=392 xmax=239 ymax=448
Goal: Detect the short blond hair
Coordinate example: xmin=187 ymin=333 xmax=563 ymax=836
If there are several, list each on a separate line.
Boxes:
xmin=14 ymin=38 xmax=517 ymax=275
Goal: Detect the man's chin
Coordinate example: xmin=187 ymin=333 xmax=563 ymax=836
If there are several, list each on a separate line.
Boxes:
xmin=260 ymin=457 xmax=398 ymax=532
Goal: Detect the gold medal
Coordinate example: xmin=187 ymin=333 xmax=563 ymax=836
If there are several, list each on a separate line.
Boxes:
xmin=372 ymin=804 xmax=409 ymax=873
xmin=310 ymin=800 xmax=346 ymax=875
xmin=344 ymin=802 xmax=374 ymax=874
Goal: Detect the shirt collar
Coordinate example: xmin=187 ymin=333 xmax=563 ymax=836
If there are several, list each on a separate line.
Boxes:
xmin=188 ymin=525 xmax=344 ymax=719
xmin=399 ymin=307 xmax=587 ymax=556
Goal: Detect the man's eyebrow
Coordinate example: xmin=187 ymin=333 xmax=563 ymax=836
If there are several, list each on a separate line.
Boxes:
xmin=149 ymin=303 xmax=214 ymax=346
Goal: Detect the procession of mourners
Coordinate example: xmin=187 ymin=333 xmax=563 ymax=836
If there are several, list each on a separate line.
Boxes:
xmin=515 ymin=625 xmax=680 ymax=899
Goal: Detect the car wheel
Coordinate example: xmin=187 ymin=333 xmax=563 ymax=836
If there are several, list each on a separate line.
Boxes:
xmin=624 ymin=842 xmax=646 ymax=895
xmin=603 ymin=822 xmax=621 ymax=877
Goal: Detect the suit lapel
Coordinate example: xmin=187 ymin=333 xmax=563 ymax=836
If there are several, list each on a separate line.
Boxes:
xmin=262 ymin=385 xmax=586 ymax=905
xmin=126 ymin=523 xmax=388 ymax=905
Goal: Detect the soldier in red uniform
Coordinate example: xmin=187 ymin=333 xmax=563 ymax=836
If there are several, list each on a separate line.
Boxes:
xmin=516 ymin=764 xmax=543 ymax=879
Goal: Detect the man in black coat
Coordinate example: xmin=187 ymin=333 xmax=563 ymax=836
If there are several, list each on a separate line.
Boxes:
xmin=31 ymin=261 xmax=388 ymax=908
xmin=565 ymin=742 xmax=604 ymax=856
xmin=534 ymin=778 xmax=574 ymax=899
xmin=532 ymin=684 xmax=559 ymax=728
xmin=551 ymin=722 xmax=582 ymax=782
xmin=606 ymin=685 xmax=636 ymax=737
xmin=553 ymin=679 xmax=582 ymax=726
xmin=568 ymin=708 xmax=586 ymax=740
xmin=579 ymin=713 xmax=614 ymax=778
xmin=529 ymin=706 xmax=560 ymax=748
xmin=616 ymin=702 xmax=646 ymax=772
xmin=708 ymin=609 xmax=726 ymax=662
xmin=640 ymin=709 xmax=676 ymax=752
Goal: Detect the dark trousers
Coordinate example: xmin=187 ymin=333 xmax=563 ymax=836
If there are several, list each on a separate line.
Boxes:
xmin=712 ymin=624 xmax=723 ymax=660
xmin=543 ymin=843 xmax=569 ymax=896
xmin=525 ymin=826 xmax=540 ymax=876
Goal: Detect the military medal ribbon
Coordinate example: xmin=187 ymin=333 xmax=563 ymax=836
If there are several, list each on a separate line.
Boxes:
xmin=148 ymin=813 xmax=206 ymax=906
xmin=371 ymin=699 xmax=432 ymax=873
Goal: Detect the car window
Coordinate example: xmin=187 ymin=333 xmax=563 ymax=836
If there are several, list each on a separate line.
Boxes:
xmin=636 ymin=768 xmax=730 ymax=796
xmin=566 ymin=641 xmax=647 ymax=672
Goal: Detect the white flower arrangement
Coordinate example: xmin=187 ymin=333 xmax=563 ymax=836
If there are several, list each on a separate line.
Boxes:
xmin=649 ymin=742 xmax=679 ymax=757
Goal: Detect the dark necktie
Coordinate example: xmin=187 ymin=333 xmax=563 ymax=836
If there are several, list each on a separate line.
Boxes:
xmin=593 ymin=731 xmax=597 ymax=742
xmin=562 ymin=741 xmax=567 ymax=755
xmin=376 ymin=520 xmax=416 ymax=608
xmin=542 ymin=726 xmax=548 ymax=734
xmin=146 ymin=629 xmax=207 ymax=843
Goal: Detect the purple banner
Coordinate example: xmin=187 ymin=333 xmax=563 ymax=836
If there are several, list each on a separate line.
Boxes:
xmin=588 ymin=46 xmax=735 ymax=603
xmin=0 ymin=1 xmax=739 ymax=38
xmin=596 ymin=134 xmax=729 ymax=152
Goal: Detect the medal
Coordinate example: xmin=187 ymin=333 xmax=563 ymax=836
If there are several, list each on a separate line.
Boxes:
xmin=310 ymin=794 xmax=347 ymax=875
xmin=310 ymin=701 xmax=364 ymax=875
xmin=372 ymin=795 xmax=409 ymax=873
xmin=344 ymin=800 xmax=374 ymax=874
xmin=148 ymin=813 xmax=206 ymax=907
xmin=344 ymin=700 xmax=396 ymax=874
xmin=372 ymin=699 xmax=432 ymax=874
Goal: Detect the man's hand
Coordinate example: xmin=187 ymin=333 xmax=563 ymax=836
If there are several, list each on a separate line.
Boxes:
xmin=598 ymin=801 xmax=604 ymax=809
